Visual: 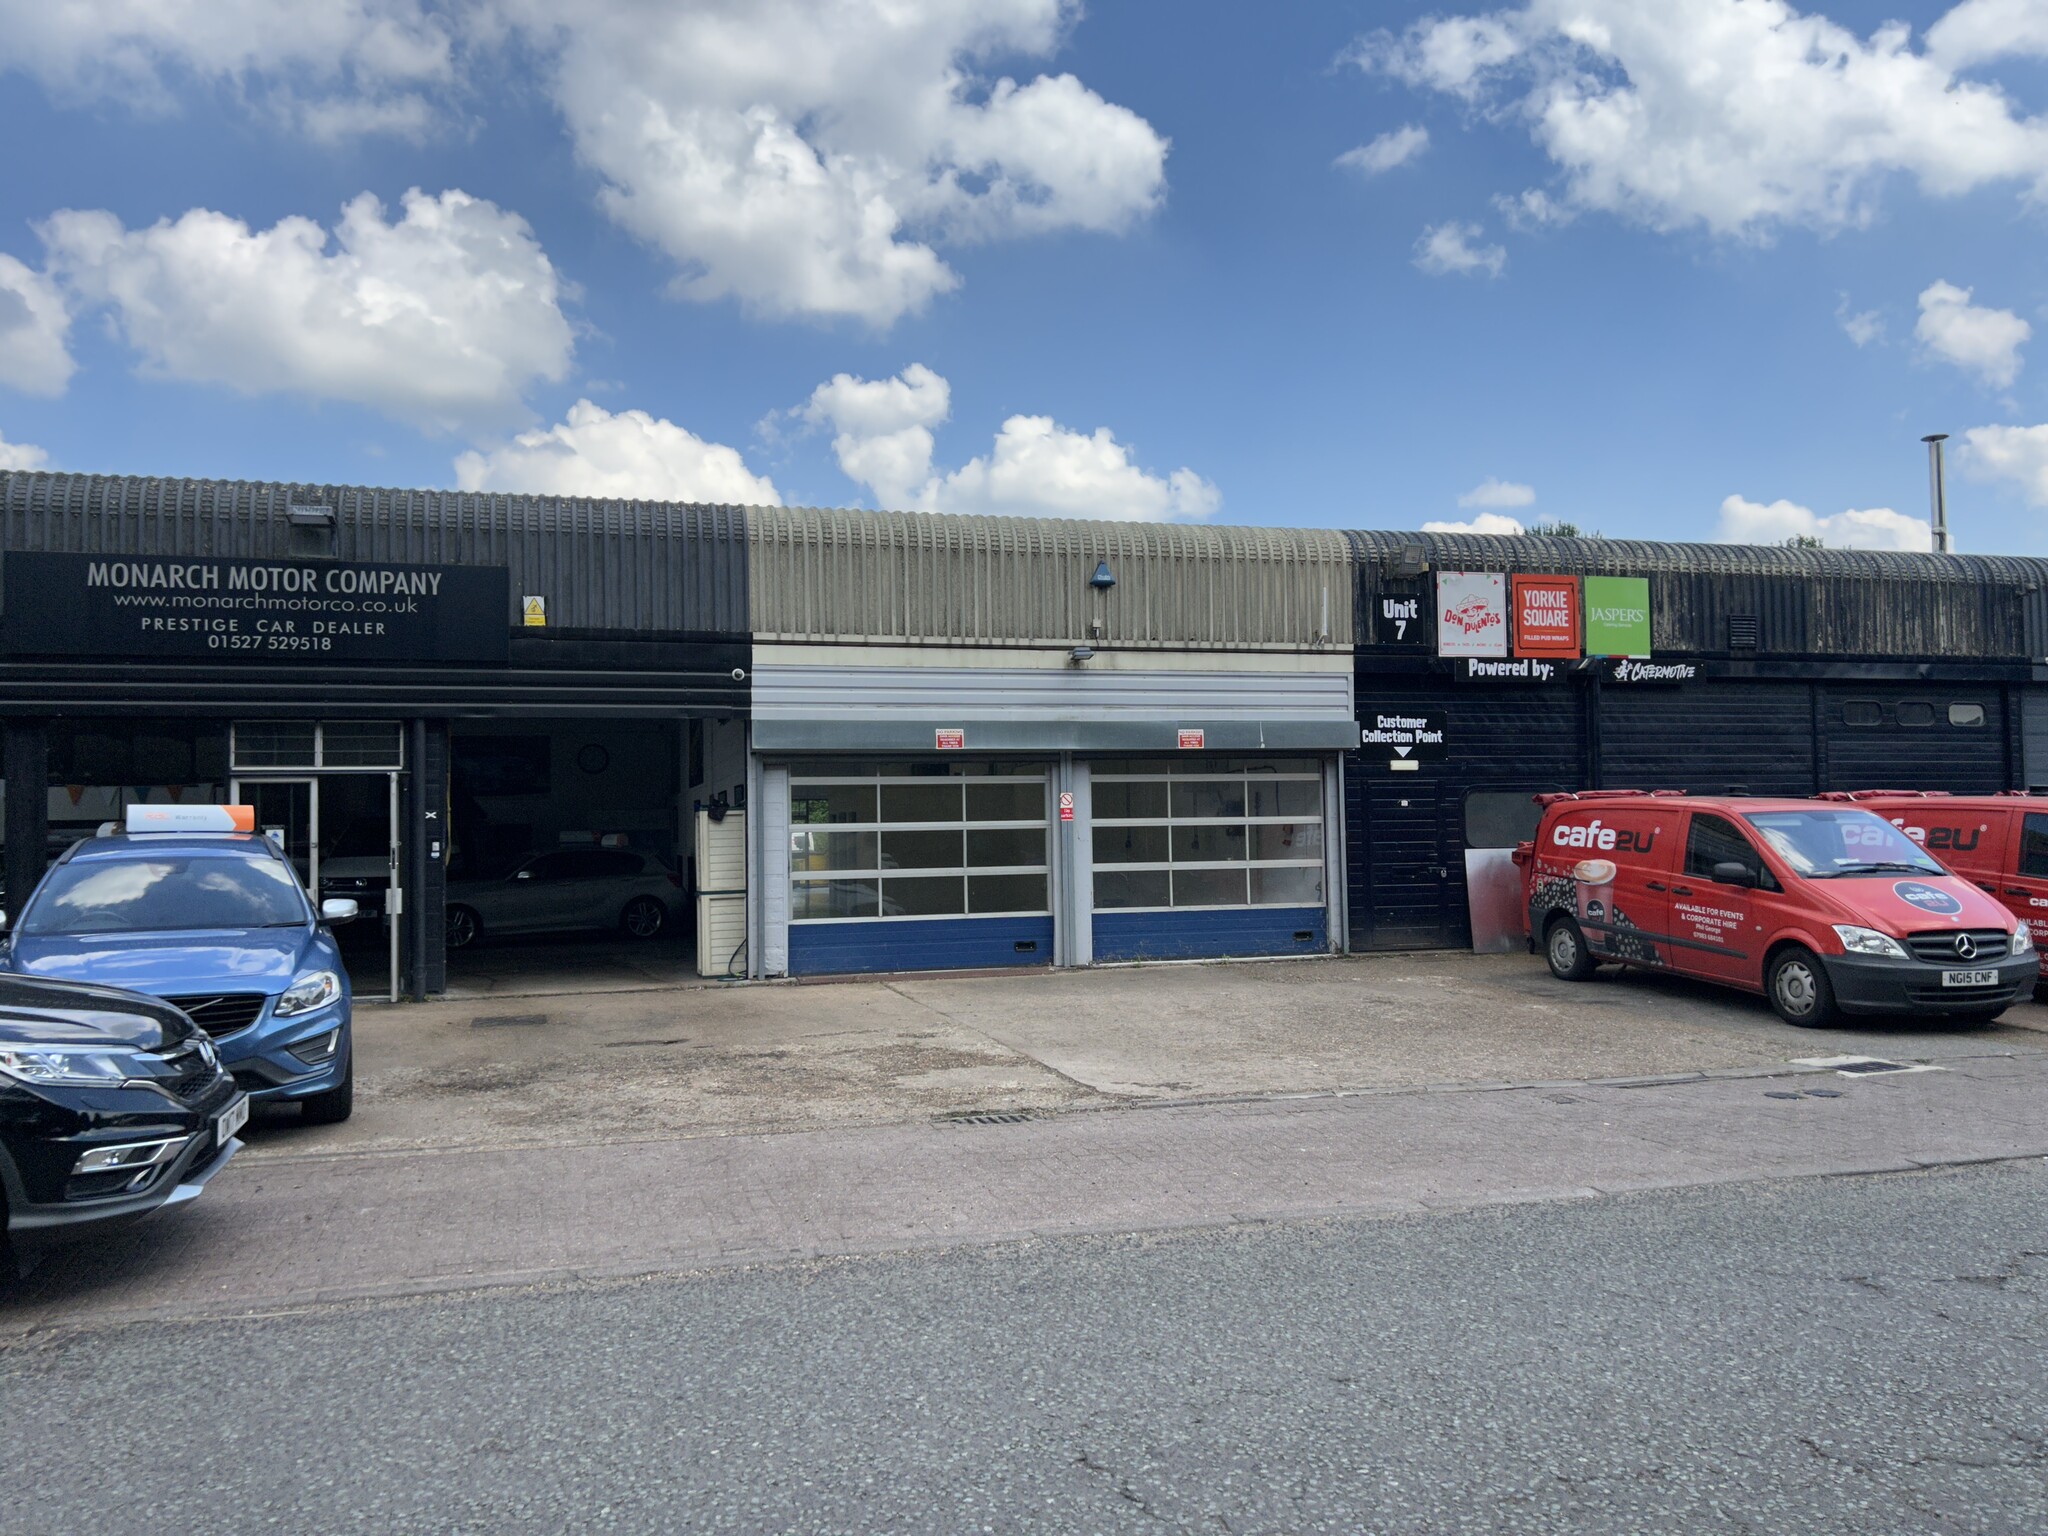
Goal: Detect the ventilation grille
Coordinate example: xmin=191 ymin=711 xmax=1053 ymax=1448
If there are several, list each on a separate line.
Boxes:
xmin=1728 ymin=614 xmax=1760 ymax=650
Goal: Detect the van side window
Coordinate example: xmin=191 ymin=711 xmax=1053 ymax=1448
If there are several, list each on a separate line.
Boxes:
xmin=2022 ymin=814 xmax=2048 ymax=879
xmin=1685 ymin=813 xmax=1778 ymax=890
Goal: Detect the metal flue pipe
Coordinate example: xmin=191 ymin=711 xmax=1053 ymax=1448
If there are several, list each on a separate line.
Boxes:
xmin=1922 ymin=433 xmax=1951 ymax=554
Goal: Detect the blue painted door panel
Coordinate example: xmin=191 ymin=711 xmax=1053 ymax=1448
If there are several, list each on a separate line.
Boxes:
xmin=789 ymin=915 xmax=1054 ymax=976
xmin=1092 ymin=906 xmax=1326 ymax=963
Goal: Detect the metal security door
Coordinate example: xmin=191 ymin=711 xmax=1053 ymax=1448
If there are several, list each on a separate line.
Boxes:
xmin=1363 ymin=783 xmax=1462 ymax=949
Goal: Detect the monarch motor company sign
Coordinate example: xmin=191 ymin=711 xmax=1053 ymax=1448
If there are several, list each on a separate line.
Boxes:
xmin=1 ymin=552 xmax=511 ymax=664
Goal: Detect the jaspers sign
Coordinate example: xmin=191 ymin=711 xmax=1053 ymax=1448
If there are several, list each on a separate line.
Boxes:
xmin=1 ymin=552 xmax=512 ymax=664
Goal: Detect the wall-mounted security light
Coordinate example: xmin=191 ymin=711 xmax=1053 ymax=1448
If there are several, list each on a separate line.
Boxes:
xmin=1089 ymin=560 xmax=1116 ymax=590
xmin=1069 ymin=645 xmax=1095 ymax=664
xmin=287 ymin=504 xmax=336 ymax=528
xmin=1393 ymin=542 xmax=1429 ymax=578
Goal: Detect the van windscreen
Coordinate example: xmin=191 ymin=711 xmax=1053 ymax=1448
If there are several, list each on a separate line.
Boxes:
xmin=1742 ymin=810 xmax=1944 ymax=879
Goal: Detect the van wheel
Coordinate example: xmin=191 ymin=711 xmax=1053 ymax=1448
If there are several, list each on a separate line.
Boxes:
xmin=445 ymin=904 xmax=480 ymax=950
xmin=1544 ymin=916 xmax=1597 ymax=981
xmin=1767 ymin=947 xmax=1839 ymax=1028
xmin=620 ymin=896 xmax=666 ymax=939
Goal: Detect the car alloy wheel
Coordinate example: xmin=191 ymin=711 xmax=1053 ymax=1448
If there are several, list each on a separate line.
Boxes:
xmin=622 ymin=897 xmax=665 ymax=939
xmin=445 ymin=905 xmax=479 ymax=950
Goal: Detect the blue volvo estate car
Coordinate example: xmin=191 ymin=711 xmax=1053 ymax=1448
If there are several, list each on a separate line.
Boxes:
xmin=0 ymin=828 xmax=356 ymax=1124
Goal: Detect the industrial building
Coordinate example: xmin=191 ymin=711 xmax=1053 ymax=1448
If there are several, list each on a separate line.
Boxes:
xmin=4 ymin=470 xmax=2043 ymax=995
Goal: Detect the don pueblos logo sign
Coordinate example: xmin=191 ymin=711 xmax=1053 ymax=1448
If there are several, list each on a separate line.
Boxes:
xmin=1434 ymin=572 xmax=1506 ymax=659
xmin=2 ymin=552 xmax=511 ymax=664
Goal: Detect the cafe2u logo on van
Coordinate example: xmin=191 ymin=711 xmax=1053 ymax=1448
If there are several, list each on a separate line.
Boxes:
xmin=1889 ymin=818 xmax=1983 ymax=854
xmin=1892 ymin=880 xmax=1964 ymax=916
xmin=1551 ymin=817 xmax=1657 ymax=854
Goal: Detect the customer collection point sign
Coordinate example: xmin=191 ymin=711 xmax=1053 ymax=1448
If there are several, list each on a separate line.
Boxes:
xmin=1361 ymin=711 xmax=1446 ymax=765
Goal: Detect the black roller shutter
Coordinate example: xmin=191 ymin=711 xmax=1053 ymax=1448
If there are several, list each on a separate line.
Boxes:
xmin=1821 ymin=685 xmax=2008 ymax=792
xmin=1599 ymin=682 xmax=1815 ymax=797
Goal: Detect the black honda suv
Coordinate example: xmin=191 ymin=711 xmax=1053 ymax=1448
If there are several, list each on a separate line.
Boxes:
xmin=1 ymin=972 xmax=246 ymax=1255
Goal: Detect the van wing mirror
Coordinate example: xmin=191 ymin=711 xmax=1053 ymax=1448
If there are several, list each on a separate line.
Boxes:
xmin=320 ymin=897 xmax=360 ymax=925
xmin=1711 ymin=860 xmax=1758 ymax=888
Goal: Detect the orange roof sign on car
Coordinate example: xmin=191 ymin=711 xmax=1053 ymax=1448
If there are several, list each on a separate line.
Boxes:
xmin=124 ymin=804 xmax=256 ymax=834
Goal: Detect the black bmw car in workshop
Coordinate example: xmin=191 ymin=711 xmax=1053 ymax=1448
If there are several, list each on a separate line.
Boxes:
xmin=1 ymin=972 xmax=246 ymax=1261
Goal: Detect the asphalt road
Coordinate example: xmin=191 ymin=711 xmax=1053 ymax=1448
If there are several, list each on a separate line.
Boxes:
xmin=5 ymin=1162 xmax=2044 ymax=1535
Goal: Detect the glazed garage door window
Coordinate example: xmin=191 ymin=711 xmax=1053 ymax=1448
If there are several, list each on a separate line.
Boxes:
xmin=789 ymin=763 xmax=1050 ymax=922
xmin=1092 ymin=759 xmax=1325 ymax=910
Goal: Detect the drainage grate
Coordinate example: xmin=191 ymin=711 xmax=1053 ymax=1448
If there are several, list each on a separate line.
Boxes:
xmin=939 ymin=1111 xmax=1036 ymax=1126
xmin=1834 ymin=1059 xmax=1909 ymax=1075
xmin=471 ymin=1013 xmax=548 ymax=1029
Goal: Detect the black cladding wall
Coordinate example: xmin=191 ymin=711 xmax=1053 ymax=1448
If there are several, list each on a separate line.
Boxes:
xmin=1343 ymin=530 xmax=2048 ymax=952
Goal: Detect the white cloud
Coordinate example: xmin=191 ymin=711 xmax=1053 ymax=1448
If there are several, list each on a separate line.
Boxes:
xmin=801 ymin=363 xmax=951 ymax=509
xmin=1422 ymin=512 xmax=1526 ymax=535
xmin=1493 ymin=187 xmax=1572 ymax=231
xmin=0 ymin=429 xmax=49 ymax=470
xmin=1962 ymin=423 xmax=2048 ymax=505
xmin=0 ymin=0 xmax=454 ymax=137
xmin=1715 ymin=494 xmax=1931 ymax=550
xmin=1336 ymin=125 xmax=1430 ymax=176
xmin=501 ymin=0 xmax=1168 ymax=326
xmin=41 ymin=188 xmax=573 ymax=432
xmin=1414 ymin=221 xmax=1506 ymax=278
xmin=5 ymin=3 xmax=1169 ymax=327
xmin=1458 ymin=477 xmax=1535 ymax=508
xmin=1925 ymin=0 xmax=2048 ymax=70
xmin=1837 ymin=294 xmax=1884 ymax=348
xmin=0 ymin=254 xmax=73 ymax=395
xmin=1359 ymin=0 xmax=2048 ymax=239
xmin=454 ymin=399 xmax=780 ymax=505
xmin=1915 ymin=279 xmax=2029 ymax=388
xmin=803 ymin=363 xmax=1218 ymax=521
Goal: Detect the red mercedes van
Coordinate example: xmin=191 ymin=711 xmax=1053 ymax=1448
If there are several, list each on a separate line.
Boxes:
xmin=1515 ymin=790 xmax=2038 ymax=1026
xmin=1820 ymin=790 xmax=2048 ymax=979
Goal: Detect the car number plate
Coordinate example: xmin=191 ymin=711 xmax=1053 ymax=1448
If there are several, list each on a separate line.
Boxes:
xmin=215 ymin=1095 xmax=249 ymax=1144
xmin=1942 ymin=969 xmax=1998 ymax=987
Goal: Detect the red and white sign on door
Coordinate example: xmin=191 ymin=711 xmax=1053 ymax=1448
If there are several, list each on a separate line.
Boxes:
xmin=934 ymin=728 xmax=966 ymax=750
xmin=1059 ymin=791 xmax=1075 ymax=822
xmin=1178 ymin=728 xmax=1205 ymax=751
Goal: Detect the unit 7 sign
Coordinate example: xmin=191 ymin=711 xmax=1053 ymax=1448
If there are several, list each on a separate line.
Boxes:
xmin=1361 ymin=711 xmax=1446 ymax=763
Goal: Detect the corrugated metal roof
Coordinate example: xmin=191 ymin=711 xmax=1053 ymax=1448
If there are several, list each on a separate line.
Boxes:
xmin=0 ymin=472 xmax=752 ymax=635
xmin=749 ymin=506 xmax=1352 ymax=650
xmin=1347 ymin=529 xmax=2048 ymax=660
xmin=1347 ymin=527 xmax=2048 ymax=582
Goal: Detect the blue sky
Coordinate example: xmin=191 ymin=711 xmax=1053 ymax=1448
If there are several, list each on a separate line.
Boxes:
xmin=2 ymin=1 xmax=2047 ymax=551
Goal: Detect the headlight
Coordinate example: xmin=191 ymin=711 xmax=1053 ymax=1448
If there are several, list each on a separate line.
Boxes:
xmin=0 ymin=1044 xmax=149 ymax=1087
xmin=2013 ymin=925 xmax=2035 ymax=956
xmin=275 ymin=970 xmax=342 ymax=1017
xmin=1832 ymin=924 xmax=1908 ymax=959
